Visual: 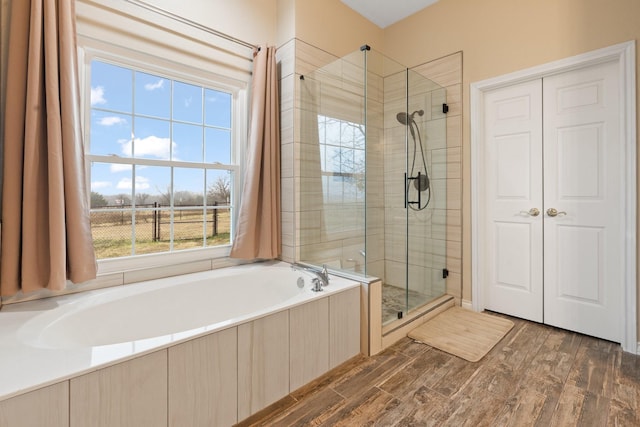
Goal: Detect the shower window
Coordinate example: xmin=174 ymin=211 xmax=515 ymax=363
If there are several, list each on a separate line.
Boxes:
xmin=318 ymin=115 xmax=365 ymax=238
xmin=319 ymin=115 xmax=365 ymax=203
xmin=84 ymin=58 xmax=241 ymax=261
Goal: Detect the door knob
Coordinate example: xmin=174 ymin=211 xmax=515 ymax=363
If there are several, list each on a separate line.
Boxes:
xmin=546 ymin=208 xmax=567 ymax=217
xmin=520 ymin=208 xmax=540 ymax=217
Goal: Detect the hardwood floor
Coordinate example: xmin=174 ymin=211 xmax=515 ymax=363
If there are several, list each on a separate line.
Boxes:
xmin=237 ymin=314 xmax=640 ymax=426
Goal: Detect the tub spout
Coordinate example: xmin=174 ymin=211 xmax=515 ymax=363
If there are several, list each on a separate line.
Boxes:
xmin=291 ymin=263 xmax=330 ymax=292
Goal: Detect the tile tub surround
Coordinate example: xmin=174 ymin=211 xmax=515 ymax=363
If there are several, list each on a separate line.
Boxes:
xmin=0 ymin=261 xmax=361 ymax=409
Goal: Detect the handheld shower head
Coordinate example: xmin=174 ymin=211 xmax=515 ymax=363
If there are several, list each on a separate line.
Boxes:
xmin=396 ymin=112 xmax=410 ymax=126
xmin=395 ymin=110 xmax=424 ymax=126
xmin=396 ymin=110 xmax=424 ymax=139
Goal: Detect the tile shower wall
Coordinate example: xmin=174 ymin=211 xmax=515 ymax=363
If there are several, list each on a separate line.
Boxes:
xmin=277 ymin=39 xmax=462 ymax=302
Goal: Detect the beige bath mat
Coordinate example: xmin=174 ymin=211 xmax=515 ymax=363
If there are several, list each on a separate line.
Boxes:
xmin=408 ymin=306 xmax=514 ymax=362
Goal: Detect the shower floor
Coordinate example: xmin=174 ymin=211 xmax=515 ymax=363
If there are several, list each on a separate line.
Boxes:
xmin=382 ymin=283 xmax=440 ymax=325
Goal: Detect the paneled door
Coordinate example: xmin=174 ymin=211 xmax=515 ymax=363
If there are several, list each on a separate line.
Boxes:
xmin=482 ymin=79 xmax=543 ymax=322
xmin=542 ymin=60 xmax=622 ymax=341
xmin=481 ymin=60 xmax=623 ymax=342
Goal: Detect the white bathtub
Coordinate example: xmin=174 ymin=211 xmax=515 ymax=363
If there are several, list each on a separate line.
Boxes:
xmin=0 ymin=261 xmax=361 ymax=403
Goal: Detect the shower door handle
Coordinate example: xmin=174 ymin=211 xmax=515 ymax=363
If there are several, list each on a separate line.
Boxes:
xmin=404 ymin=172 xmax=407 ymax=208
xmin=405 ymin=172 xmax=422 ymax=209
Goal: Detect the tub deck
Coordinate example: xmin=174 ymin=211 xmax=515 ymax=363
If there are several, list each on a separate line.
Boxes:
xmin=0 ymin=261 xmax=361 ymax=402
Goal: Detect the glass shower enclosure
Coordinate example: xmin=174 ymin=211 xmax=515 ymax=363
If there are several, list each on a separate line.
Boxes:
xmin=299 ymin=46 xmax=447 ymax=326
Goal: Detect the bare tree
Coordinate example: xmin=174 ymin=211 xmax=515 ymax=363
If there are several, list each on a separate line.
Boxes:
xmin=207 ymin=175 xmax=230 ymax=205
xmin=156 ymin=185 xmax=171 ymax=205
xmin=135 ymin=192 xmax=150 ymax=206
xmin=175 ymin=190 xmax=203 ymax=206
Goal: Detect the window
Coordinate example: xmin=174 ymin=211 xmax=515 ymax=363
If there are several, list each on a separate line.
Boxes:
xmin=86 ymin=58 xmax=240 ymax=262
xmin=317 ymin=115 xmax=365 ymax=204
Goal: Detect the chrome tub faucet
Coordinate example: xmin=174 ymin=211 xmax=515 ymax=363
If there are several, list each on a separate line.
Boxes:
xmin=291 ymin=263 xmax=330 ymax=292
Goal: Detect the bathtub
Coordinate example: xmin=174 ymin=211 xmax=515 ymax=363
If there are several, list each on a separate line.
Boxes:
xmin=0 ymin=260 xmax=362 ymax=419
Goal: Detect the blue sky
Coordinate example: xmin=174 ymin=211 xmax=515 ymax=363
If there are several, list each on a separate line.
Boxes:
xmin=89 ymin=60 xmax=232 ymax=198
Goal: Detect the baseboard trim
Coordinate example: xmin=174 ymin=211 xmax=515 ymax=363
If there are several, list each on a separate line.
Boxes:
xmin=461 ymin=299 xmax=473 ymax=310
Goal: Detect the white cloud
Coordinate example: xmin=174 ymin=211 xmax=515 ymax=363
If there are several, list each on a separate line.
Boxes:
xmin=117 ymin=176 xmax=150 ymax=190
xmin=91 ymin=181 xmax=112 ymax=190
xmin=110 ymin=164 xmax=132 ymax=173
xmin=145 ymin=79 xmax=164 ymax=91
xmin=99 ymin=116 xmax=126 ymax=126
xmin=91 ymin=86 xmax=106 ymax=106
xmin=121 ymin=135 xmax=175 ymax=159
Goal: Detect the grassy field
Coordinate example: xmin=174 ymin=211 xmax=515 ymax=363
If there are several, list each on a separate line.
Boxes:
xmin=91 ymin=208 xmax=231 ymax=259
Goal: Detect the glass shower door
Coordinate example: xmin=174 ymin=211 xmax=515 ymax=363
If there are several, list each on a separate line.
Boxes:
xmin=298 ymin=45 xmax=447 ymax=326
xmin=404 ymin=70 xmax=447 ymax=315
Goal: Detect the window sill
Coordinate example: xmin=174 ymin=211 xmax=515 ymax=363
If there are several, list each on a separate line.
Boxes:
xmin=0 ymin=247 xmax=258 ymax=307
xmin=97 ymin=245 xmax=232 ymax=275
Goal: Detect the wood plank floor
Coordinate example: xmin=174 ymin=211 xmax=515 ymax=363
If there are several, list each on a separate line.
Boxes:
xmin=237 ymin=314 xmax=640 ymax=426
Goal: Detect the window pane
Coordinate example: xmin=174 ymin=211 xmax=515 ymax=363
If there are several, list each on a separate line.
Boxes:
xmin=206 ymin=207 xmax=231 ymax=247
xmin=135 ymin=71 xmax=170 ymax=118
xmin=325 ymin=146 xmax=341 ymax=173
xmin=341 ymin=121 xmax=355 ymax=148
xmin=91 ymin=162 xmax=132 ymax=201
xmin=133 ymin=207 xmax=157 ymax=242
xmin=174 ymin=81 xmax=203 ymax=124
xmin=205 ymin=89 xmax=231 ymax=128
xmin=91 ymin=61 xmax=132 ymax=113
xmin=173 ymin=123 xmax=203 ymax=162
xmin=173 ymin=207 xmax=205 ymax=250
xmin=206 ymin=169 xmax=231 ymax=206
xmin=134 ymin=165 xmax=171 ymax=205
xmin=90 ymin=111 xmax=132 ymax=156
xmin=325 ymin=118 xmax=341 ymax=146
xmin=133 ymin=117 xmax=171 ymax=160
xmin=135 ymin=209 xmax=171 ymax=255
xmin=91 ymin=208 xmax=133 ymax=259
xmin=174 ymin=168 xmax=204 ymax=206
xmin=205 ymin=128 xmax=231 ymax=164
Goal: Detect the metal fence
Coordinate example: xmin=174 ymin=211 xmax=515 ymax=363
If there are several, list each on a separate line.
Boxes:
xmin=90 ymin=203 xmax=231 ymax=258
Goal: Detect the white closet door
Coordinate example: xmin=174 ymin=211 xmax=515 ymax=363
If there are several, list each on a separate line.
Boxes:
xmin=542 ymin=60 xmax=622 ymax=342
xmin=482 ymin=80 xmax=543 ymax=322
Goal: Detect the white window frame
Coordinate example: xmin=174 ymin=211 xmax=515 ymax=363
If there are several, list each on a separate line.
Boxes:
xmin=78 ymin=40 xmax=249 ymax=275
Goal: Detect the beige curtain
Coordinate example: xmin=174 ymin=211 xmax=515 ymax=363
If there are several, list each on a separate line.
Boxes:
xmin=1 ymin=0 xmax=97 ymax=296
xmin=230 ymin=45 xmax=281 ymax=259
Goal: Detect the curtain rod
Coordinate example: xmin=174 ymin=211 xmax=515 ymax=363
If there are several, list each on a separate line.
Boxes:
xmin=124 ymin=0 xmax=259 ymax=51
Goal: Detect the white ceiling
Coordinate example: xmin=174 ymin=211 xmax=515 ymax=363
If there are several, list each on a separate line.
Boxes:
xmin=341 ymin=0 xmax=440 ymax=28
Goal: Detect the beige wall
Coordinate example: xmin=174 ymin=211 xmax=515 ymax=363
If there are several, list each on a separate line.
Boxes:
xmin=293 ymin=0 xmax=383 ymax=56
xmin=276 ymin=0 xmax=296 ymax=46
xmin=383 ymin=0 xmax=640 ymax=329
xmin=148 ymin=0 xmax=278 ymax=46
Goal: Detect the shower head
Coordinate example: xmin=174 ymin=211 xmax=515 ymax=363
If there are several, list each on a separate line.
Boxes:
xmin=395 ymin=110 xmax=424 ymax=126
xmin=397 ymin=110 xmax=424 ymax=139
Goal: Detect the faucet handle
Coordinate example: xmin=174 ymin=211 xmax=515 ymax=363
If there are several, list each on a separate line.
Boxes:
xmin=321 ymin=264 xmax=330 ymax=284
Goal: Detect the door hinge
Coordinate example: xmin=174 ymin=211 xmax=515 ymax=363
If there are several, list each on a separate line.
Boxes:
xmin=442 ymin=268 xmax=449 ymax=279
xmin=442 ymin=103 xmax=449 ymax=114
